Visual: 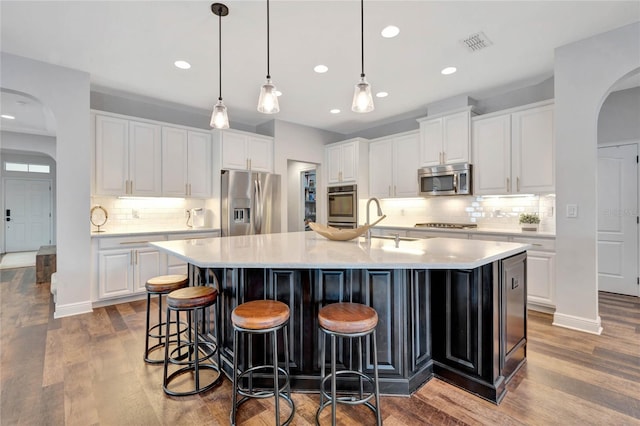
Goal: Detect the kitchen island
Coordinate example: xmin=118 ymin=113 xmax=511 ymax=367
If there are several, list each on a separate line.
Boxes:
xmin=150 ymin=232 xmax=529 ymax=403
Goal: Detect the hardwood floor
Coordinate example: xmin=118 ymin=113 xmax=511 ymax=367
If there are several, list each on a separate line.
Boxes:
xmin=1 ymin=267 xmax=639 ymax=425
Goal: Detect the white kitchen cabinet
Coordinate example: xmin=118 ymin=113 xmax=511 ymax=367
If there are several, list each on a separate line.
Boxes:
xmin=326 ymin=138 xmax=369 ymax=187
xmin=472 ymin=101 xmax=554 ymax=195
xmin=161 ymin=127 xmax=212 ymax=198
xmin=220 ymin=129 xmax=274 ymax=172
xmin=417 ymin=107 xmax=472 ymax=167
xmin=512 ymin=236 xmax=556 ymax=311
xmin=369 ymin=131 xmax=419 ymax=198
xmin=95 ymin=114 xmax=162 ymax=196
xmin=97 ymin=239 xmax=166 ymax=300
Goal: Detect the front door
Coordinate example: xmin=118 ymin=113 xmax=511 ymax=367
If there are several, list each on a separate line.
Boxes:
xmin=4 ymin=178 xmax=52 ymax=252
xmin=597 ymin=144 xmax=639 ymax=296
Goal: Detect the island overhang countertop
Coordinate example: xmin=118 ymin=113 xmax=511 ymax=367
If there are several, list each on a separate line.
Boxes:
xmin=149 ymin=231 xmax=530 ymax=269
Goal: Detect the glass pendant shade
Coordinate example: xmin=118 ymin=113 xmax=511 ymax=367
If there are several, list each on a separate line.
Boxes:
xmin=210 ymin=98 xmax=229 ymax=129
xmin=351 ymin=76 xmax=375 ymax=113
xmin=257 ymin=78 xmax=280 ymax=114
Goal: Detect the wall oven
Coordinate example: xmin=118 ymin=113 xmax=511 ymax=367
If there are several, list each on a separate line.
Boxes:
xmin=327 ymin=184 xmax=358 ymax=228
xmin=418 ymin=163 xmax=472 ymax=196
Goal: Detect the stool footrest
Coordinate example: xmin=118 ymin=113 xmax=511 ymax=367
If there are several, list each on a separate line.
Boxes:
xmin=163 ymin=364 xmax=223 ymax=397
xmin=320 ymin=369 xmax=376 ymax=406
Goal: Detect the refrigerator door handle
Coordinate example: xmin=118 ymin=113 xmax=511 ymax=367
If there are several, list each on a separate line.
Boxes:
xmin=254 ymin=178 xmax=263 ymax=234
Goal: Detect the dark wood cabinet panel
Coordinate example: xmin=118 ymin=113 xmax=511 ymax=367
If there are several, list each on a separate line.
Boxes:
xmin=409 ymin=270 xmax=432 ymax=374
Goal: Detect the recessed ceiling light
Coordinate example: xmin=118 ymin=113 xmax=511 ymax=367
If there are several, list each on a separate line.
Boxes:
xmin=1 ymin=114 xmax=15 ymax=120
xmin=381 ymin=25 xmax=400 ymax=38
xmin=441 ymin=66 xmax=457 ymax=75
xmin=275 ymin=90 xmax=282 ymax=97
xmin=330 ymin=109 xmax=341 ymax=114
xmin=314 ymin=65 xmax=329 ymax=73
xmin=174 ymin=60 xmax=191 ymax=70
xmin=376 ymin=92 xmax=388 ymax=98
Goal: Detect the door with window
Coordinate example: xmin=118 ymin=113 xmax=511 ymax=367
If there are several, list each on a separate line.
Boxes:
xmin=597 ymin=144 xmax=639 ymax=296
xmin=4 ymin=178 xmax=52 ymax=252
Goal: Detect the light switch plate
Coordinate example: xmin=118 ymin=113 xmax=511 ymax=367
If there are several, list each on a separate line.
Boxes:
xmin=566 ymin=204 xmax=578 ymax=218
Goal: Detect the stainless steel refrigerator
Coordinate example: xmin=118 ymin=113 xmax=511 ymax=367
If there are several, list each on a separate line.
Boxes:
xmin=221 ymin=169 xmax=281 ymax=236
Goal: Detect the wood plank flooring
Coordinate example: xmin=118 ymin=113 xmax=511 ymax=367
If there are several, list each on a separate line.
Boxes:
xmin=1 ymin=267 xmax=639 ymax=425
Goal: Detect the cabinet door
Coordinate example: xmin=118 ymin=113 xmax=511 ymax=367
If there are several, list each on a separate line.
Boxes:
xmin=187 ymin=131 xmax=212 ymax=198
xmin=248 ymin=136 xmax=273 ymax=172
xmin=526 ymin=250 xmax=555 ymax=308
xmin=369 ymin=139 xmax=393 ymax=198
xmin=161 ymin=127 xmax=189 ymax=196
xmin=129 ymin=121 xmax=162 ymax=196
xmin=133 ymin=248 xmax=165 ymax=294
xmin=95 ymin=115 xmax=128 ymax=195
xmin=98 ymin=249 xmax=132 ymax=299
xmin=393 ymin=133 xmax=420 ymax=197
xmin=512 ymin=104 xmax=555 ymax=194
xmin=326 ymin=144 xmax=343 ymax=184
xmin=443 ymin=110 xmax=470 ymax=164
xmin=472 ymin=114 xmax=511 ymax=195
xmin=419 ymin=118 xmax=443 ymax=166
xmin=221 ymin=131 xmax=249 ymax=170
xmin=340 ymin=142 xmax=358 ymax=183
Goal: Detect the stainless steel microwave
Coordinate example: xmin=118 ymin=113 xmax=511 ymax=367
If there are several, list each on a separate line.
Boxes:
xmin=418 ymin=163 xmax=472 ymax=196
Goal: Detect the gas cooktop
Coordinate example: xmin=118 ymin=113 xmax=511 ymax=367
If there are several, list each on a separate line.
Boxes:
xmin=414 ymin=223 xmax=478 ymax=229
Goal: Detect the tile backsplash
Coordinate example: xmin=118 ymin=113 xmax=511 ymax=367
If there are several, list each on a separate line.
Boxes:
xmin=371 ymin=194 xmax=556 ymax=233
xmin=91 ymin=196 xmax=212 ymax=231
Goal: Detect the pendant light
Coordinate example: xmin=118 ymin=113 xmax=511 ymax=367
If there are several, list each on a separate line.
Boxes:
xmin=351 ymin=0 xmax=374 ymax=113
xmin=257 ymin=0 xmax=279 ymax=114
xmin=210 ymin=3 xmax=230 ymax=129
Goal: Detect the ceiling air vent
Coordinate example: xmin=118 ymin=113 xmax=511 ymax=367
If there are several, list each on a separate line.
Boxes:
xmin=461 ymin=31 xmax=493 ymax=52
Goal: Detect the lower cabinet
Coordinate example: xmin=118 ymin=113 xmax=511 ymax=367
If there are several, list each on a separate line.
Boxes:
xmin=98 ymin=246 xmax=165 ymax=300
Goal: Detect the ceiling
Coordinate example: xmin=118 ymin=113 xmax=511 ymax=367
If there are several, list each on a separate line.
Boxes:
xmin=1 ymin=1 xmax=639 ymax=137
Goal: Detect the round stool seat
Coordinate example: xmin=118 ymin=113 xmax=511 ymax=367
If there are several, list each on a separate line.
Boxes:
xmin=167 ymin=286 xmax=218 ymax=309
xmin=145 ymin=274 xmax=189 ymax=293
xmin=232 ymin=300 xmax=290 ymax=330
xmin=318 ymin=303 xmax=378 ymax=334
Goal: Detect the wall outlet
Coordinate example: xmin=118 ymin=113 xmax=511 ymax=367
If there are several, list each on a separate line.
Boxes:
xmin=132 ymin=209 xmax=140 ymax=219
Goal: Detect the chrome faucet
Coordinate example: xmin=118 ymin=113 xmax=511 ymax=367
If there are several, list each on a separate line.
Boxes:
xmin=366 ymin=197 xmax=383 ymax=240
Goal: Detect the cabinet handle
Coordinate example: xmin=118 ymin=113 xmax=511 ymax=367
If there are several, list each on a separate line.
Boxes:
xmin=506 ymin=177 xmax=511 ymax=193
xmin=249 ymin=159 xmax=252 ymax=170
xmin=516 ymin=177 xmax=520 ymax=192
xmin=136 ymin=250 xmax=139 ymax=265
xmin=189 ymin=183 xmax=192 ymax=196
xmin=130 ymin=251 xmax=134 ymax=266
xmin=442 ymin=152 xmax=446 ymax=164
xmin=388 ymin=186 xmax=391 ymax=197
xmin=394 ymin=185 xmax=397 ymax=196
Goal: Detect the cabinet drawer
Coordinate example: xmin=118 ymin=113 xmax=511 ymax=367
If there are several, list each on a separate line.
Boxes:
xmin=511 ymin=236 xmax=555 ymax=251
xmin=470 ymin=234 xmax=510 ymax=242
xmin=98 ymin=234 xmax=167 ymax=249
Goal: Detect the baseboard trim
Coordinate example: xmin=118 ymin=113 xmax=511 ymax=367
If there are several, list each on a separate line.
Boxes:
xmin=552 ymin=312 xmax=603 ymax=335
xmin=527 ymin=301 xmax=555 ymax=314
xmin=54 ymin=301 xmax=93 ymax=318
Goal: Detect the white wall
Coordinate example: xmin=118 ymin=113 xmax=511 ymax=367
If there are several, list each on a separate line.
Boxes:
xmin=598 ymin=86 xmax=640 ymax=144
xmin=1 ymin=131 xmax=57 ymax=159
xmin=1 ymin=52 xmax=92 ymax=318
xmin=554 ymin=22 xmax=640 ymax=334
xmin=273 ymin=120 xmax=342 ymax=231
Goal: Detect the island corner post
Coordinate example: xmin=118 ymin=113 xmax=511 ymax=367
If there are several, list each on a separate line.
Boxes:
xmin=185 ymin=252 xmax=527 ymax=404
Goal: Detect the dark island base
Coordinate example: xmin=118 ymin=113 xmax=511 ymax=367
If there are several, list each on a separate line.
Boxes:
xmin=192 ymin=252 xmax=527 ymax=404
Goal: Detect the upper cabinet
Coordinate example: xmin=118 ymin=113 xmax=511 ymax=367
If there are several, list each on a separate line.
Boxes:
xmin=161 ymin=127 xmax=212 ymax=198
xmin=472 ymin=101 xmax=554 ymax=195
xmin=220 ymin=129 xmax=274 ymax=172
xmin=95 ymin=114 xmax=162 ymax=196
xmin=326 ymin=138 xmax=369 ymax=189
xmin=417 ymin=107 xmax=472 ymax=167
xmin=369 ymin=131 xmax=420 ymax=198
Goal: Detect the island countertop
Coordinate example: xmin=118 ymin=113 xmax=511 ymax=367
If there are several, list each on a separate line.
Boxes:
xmin=149 ymin=231 xmax=530 ymax=269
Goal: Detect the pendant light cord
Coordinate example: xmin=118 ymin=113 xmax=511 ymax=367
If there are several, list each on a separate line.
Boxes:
xmin=218 ymin=8 xmax=223 ymax=100
xmin=266 ymin=0 xmax=271 ymax=79
xmin=360 ymin=0 xmax=365 ymax=78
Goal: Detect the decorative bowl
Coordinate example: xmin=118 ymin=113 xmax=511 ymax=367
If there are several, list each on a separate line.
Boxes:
xmin=308 ymin=215 xmax=386 ymax=241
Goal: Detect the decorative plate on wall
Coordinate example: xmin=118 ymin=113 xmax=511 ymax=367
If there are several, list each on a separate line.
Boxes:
xmin=90 ymin=205 xmax=108 ymax=232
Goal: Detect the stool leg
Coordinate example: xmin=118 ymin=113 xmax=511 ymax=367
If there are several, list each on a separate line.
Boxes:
xmin=231 ymin=328 xmax=239 ymax=426
xmin=158 ymin=293 xmax=163 ymax=346
xmin=215 ymin=302 xmax=222 ymax=371
xmin=372 ymin=332 xmax=382 ymax=426
xmin=319 ymin=330 xmax=326 ymax=409
xmin=193 ymin=308 xmax=200 ymax=392
xmin=162 ymin=306 xmax=172 ymax=390
xmin=272 ymin=329 xmax=280 ymax=425
xmin=144 ymin=292 xmax=151 ymax=361
xmin=331 ymin=333 xmax=337 ymax=426
xmin=358 ymin=335 xmax=364 ymax=401
xmin=283 ymin=324 xmax=291 ymax=396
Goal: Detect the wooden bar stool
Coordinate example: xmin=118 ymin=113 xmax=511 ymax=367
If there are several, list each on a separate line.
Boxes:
xmin=144 ymin=274 xmax=189 ymax=364
xmin=316 ymin=302 xmax=382 ymax=426
xmin=162 ymin=286 xmax=223 ymax=396
xmin=231 ymin=300 xmax=295 ymax=426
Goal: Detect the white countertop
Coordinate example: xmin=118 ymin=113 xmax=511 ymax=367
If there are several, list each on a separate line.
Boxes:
xmin=91 ymin=227 xmax=220 ymax=238
xmin=149 ymin=231 xmax=530 ymax=270
xmin=376 ymin=224 xmax=555 ymax=238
